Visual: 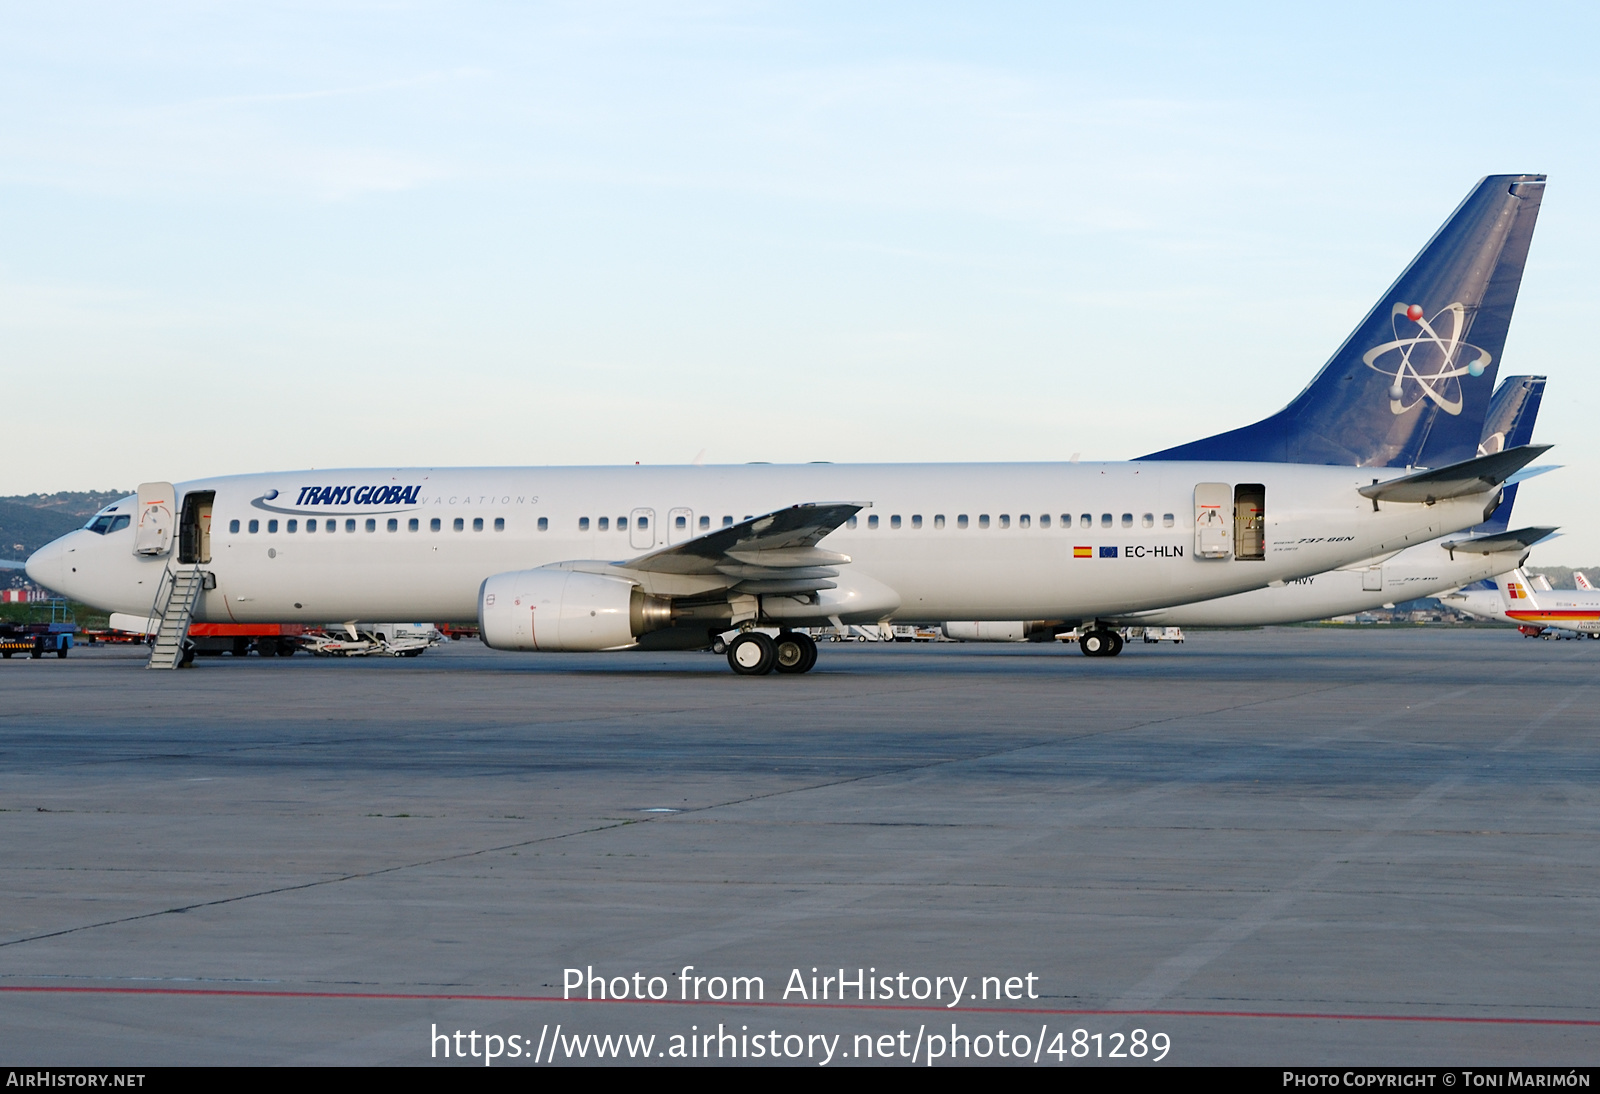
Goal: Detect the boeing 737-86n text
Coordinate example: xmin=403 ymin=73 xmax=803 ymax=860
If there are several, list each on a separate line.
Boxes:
xmin=26 ymin=174 xmax=1551 ymax=674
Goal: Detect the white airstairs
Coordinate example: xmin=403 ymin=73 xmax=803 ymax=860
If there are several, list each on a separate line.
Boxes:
xmin=146 ymin=565 xmax=206 ymax=669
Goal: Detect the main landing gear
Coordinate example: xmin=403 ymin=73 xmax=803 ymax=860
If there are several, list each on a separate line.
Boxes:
xmin=1079 ymin=628 xmax=1124 ymax=657
xmin=726 ymin=630 xmax=818 ymax=676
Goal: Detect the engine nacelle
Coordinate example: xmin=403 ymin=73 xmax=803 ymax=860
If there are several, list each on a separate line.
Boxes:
xmin=479 ymin=569 xmax=671 ymax=652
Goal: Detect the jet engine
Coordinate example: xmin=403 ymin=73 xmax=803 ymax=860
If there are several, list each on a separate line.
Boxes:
xmin=479 ymin=569 xmax=672 ymax=651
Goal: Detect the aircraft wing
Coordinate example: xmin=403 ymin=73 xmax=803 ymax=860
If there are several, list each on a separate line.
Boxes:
xmin=620 ymin=502 xmax=863 ymax=594
xmin=1439 ymin=525 xmax=1559 ymax=556
xmin=1359 ymin=445 xmax=1553 ymax=504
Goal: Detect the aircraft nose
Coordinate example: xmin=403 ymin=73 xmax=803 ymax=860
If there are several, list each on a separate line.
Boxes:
xmin=25 ymin=537 xmax=67 ymax=595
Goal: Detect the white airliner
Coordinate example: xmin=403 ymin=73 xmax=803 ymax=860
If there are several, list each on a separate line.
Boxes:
xmin=25 ymin=174 xmax=1551 ymax=674
xmin=1445 ymin=570 xmax=1600 ymax=637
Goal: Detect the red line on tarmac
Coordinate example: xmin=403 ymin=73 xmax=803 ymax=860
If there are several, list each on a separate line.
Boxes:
xmin=2 ymin=986 xmax=1597 ymax=1027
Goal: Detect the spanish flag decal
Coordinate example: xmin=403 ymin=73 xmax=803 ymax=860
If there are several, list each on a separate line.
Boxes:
xmin=1074 ymin=546 xmax=1092 ymax=558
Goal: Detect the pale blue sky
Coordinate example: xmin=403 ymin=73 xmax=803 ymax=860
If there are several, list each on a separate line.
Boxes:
xmin=4 ymin=2 xmax=1597 ymax=560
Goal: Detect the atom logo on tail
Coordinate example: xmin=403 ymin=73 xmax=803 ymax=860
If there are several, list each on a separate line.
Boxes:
xmin=1362 ymin=302 xmax=1491 ymax=416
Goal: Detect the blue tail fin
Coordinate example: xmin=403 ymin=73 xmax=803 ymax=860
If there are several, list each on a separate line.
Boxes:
xmin=1141 ymin=174 xmax=1546 ymax=467
xmin=1473 ymin=374 xmax=1546 ymax=533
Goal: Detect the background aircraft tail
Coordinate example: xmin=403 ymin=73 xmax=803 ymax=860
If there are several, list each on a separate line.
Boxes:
xmin=1472 ymin=374 xmax=1545 ymax=534
xmin=1142 ymin=174 xmax=1546 ymax=467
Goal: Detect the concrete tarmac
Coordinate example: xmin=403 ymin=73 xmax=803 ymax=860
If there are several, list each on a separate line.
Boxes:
xmin=1 ymin=629 xmax=1597 ymax=1066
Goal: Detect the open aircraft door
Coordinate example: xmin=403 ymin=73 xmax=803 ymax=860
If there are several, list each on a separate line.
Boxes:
xmin=1194 ymin=483 xmax=1232 ymax=559
xmin=178 ymin=490 xmax=216 ymax=565
xmin=134 ymin=482 xmax=175 ymax=556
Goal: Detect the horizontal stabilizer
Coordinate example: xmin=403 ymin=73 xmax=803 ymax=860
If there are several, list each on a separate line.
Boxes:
xmin=1504 ymin=463 xmax=1560 ymax=486
xmin=1439 ymin=525 xmax=1558 ymax=555
xmin=1358 ymin=445 xmax=1551 ymax=504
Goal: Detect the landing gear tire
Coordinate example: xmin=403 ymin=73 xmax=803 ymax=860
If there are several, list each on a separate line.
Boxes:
xmin=773 ymin=632 xmax=818 ymax=674
xmin=1080 ymin=629 xmax=1124 ymax=657
xmin=710 ymin=636 xmax=727 ymax=655
xmin=727 ymin=631 xmax=777 ymax=675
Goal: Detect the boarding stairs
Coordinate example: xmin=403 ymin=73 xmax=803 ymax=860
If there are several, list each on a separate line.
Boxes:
xmin=146 ymin=565 xmax=206 ymax=670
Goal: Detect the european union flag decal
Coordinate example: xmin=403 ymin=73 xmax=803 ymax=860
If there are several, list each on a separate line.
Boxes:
xmin=1099 ymin=546 xmax=1117 ymax=558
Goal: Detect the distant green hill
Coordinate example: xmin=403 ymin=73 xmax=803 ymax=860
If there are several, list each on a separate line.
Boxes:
xmin=0 ymin=501 xmax=87 ymax=562
xmin=0 ymin=491 xmax=129 ymax=563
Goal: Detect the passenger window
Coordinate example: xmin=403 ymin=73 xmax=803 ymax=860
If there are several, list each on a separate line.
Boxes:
xmin=473 ymin=517 xmax=483 ymax=532
xmin=598 ymin=517 xmax=610 ymax=531
xmin=912 ymin=514 xmax=923 ymax=529
xmin=387 ymin=518 xmax=398 ymax=532
xmin=618 ymin=517 xmax=628 ymax=531
xmin=934 ymin=514 xmax=945 ymax=529
xmin=1080 ymin=514 xmax=1091 ymax=528
xmin=999 ymin=514 xmax=1010 ymax=529
xmin=847 ymin=515 xmax=858 ymax=529
xmin=979 ymin=514 xmax=990 ymax=529
xmin=1100 ymin=513 xmax=1112 ymax=528
xmin=307 ymin=520 xmax=318 ymax=533
xmin=868 ymin=515 xmax=880 ymax=529
xmin=958 ymin=514 xmax=969 ymax=529
xmin=1019 ymin=514 xmax=1030 ymax=528
xmin=453 ymin=517 xmax=464 ymax=532
xmin=1142 ymin=513 xmax=1154 ymax=528
xmin=722 ymin=516 xmax=734 ymax=527
xmin=407 ymin=518 xmax=418 ymax=532
xmin=246 ymin=519 xmax=258 ymax=533
xmin=430 ymin=518 xmax=441 ymax=532
xmin=365 ymin=518 xmax=376 ymax=533
xmin=890 ymin=515 xmax=901 ymax=529
xmin=229 ymin=519 xmax=240 ymax=534
xmin=1163 ymin=513 xmax=1175 ymax=527
xmin=675 ymin=515 xmax=686 ymax=529
xmin=287 ymin=519 xmax=298 ymax=533
xmin=699 ymin=515 xmax=710 ymax=530
xmin=268 ymin=520 xmax=278 ymax=533
xmin=639 ymin=516 xmax=649 ymax=529
xmin=494 ymin=518 xmax=505 ymax=532
xmin=537 ymin=517 xmax=548 ymax=532
xmin=345 ymin=519 xmax=356 ymax=533
xmin=1040 ymin=514 xmax=1050 ymax=528
xmin=579 ymin=517 xmax=589 ymax=531
xmin=1121 ymin=513 xmax=1132 ymax=528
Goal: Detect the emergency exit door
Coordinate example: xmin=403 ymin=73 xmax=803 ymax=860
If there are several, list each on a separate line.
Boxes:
xmin=668 ymin=508 xmax=694 ymax=545
xmin=630 ymin=508 xmax=655 ymax=551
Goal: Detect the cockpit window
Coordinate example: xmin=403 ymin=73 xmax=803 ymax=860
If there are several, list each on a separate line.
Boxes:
xmin=85 ymin=514 xmax=130 ymax=535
